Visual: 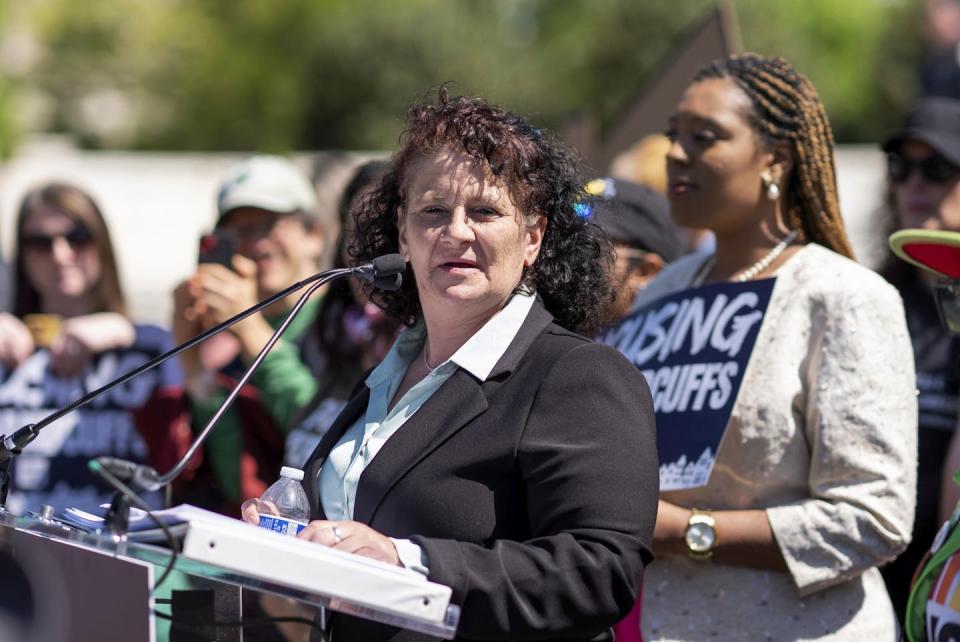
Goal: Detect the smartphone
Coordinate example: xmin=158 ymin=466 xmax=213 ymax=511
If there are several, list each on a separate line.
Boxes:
xmin=198 ymin=229 xmax=235 ymax=269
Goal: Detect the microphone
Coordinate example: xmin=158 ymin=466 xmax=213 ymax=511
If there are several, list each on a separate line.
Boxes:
xmin=372 ymin=273 xmax=403 ymax=292
xmin=0 ymin=255 xmax=405 ymax=514
xmin=95 ymin=457 xmax=161 ymax=491
xmin=360 ymin=254 xmax=405 ymax=292
xmin=353 ymin=253 xmax=406 ymax=284
xmin=93 ymin=253 xmax=406 ymax=493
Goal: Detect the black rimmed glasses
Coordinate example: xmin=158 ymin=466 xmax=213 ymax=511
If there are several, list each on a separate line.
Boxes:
xmin=887 ymin=152 xmax=960 ymax=184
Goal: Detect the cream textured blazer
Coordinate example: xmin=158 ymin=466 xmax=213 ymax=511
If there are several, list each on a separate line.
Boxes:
xmin=637 ymin=243 xmax=918 ymax=641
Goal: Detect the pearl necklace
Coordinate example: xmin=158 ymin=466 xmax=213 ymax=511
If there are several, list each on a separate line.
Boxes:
xmin=732 ymin=230 xmax=799 ymax=282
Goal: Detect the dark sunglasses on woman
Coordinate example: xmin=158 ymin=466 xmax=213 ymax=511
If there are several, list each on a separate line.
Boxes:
xmin=22 ymin=225 xmax=94 ymax=252
xmin=887 ymin=152 xmax=960 ymax=184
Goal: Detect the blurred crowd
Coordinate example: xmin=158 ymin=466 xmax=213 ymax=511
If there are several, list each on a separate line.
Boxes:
xmin=3 ymin=6 xmax=960 ymax=642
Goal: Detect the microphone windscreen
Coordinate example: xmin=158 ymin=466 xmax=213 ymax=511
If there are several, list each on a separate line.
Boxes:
xmin=372 ymin=273 xmax=403 ymax=291
xmin=372 ymin=254 xmax=406 ymax=277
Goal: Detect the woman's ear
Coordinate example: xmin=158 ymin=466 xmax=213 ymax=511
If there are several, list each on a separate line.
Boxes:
xmin=523 ymin=214 xmax=548 ymax=267
xmin=762 ymin=141 xmax=794 ymax=185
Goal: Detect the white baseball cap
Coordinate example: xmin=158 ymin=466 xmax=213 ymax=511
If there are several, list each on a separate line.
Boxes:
xmin=216 ymin=155 xmax=319 ymax=223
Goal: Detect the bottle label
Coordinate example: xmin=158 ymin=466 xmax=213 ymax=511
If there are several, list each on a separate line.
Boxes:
xmin=258 ymin=515 xmax=307 ymax=537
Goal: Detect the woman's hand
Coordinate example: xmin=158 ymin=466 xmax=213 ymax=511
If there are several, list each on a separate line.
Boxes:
xmin=0 ymin=313 xmax=34 ymax=370
xmin=172 ymin=277 xmax=203 ymax=345
xmin=192 ymin=258 xmax=259 ymax=326
xmin=240 ymin=503 xmax=401 ymax=566
xmin=240 ymin=497 xmax=278 ymax=525
xmin=191 ymin=257 xmax=273 ymax=361
xmin=63 ymin=313 xmax=136 ymax=353
xmin=299 ymin=520 xmax=401 ymax=567
xmin=49 ymin=313 xmax=136 ymax=378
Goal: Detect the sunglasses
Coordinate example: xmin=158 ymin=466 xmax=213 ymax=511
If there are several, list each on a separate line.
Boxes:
xmin=887 ymin=152 xmax=960 ymax=184
xmin=22 ymin=226 xmax=94 ymax=252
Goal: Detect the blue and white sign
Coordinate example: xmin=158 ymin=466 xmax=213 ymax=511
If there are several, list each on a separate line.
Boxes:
xmin=598 ymin=279 xmax=775 ymax=490
xmin=1 ymin=325 xmax=180 ymax=514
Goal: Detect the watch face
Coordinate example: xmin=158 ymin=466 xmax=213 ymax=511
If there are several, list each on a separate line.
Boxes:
xmin=685 ymin=522 xmax=716 ymax=553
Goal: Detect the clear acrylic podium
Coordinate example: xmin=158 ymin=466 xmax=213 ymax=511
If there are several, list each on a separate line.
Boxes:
xmin=0 ymin=513 xmax=460 ymax=642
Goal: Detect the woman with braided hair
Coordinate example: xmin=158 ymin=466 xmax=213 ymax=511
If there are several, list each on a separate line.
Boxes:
xmin=633 ymin=54 xmax=917 ymax=639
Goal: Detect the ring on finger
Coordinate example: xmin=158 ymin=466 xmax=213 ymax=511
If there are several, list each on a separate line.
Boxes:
xmin=331 ymin=525 xmax=343 ymax=543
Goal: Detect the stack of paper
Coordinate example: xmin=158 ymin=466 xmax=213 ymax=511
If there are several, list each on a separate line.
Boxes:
xmin=59 ymin=504 xmax=242 ymax=541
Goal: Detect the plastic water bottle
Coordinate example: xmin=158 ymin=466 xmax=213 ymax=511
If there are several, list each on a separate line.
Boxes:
xmin=257 ymin=466 xmax=309 ymax=537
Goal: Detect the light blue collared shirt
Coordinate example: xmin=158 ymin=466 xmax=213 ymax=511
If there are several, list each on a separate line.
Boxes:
xmin=318 ymin=291 xmax=536 ymax=573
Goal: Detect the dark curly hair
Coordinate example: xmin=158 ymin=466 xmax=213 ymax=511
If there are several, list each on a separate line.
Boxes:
xmin=349 ymin=88 xmax=614 ymax=334
xmin=313 ymin=159 xmax=395 ymax=398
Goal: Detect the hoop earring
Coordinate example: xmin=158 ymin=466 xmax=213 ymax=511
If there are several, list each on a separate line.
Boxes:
xmin=765 ymin=181 xmax=781 ymax=202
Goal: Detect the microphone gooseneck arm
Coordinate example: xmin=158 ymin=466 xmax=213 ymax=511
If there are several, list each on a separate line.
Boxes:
xmin=0 ymin=254 xmax=404 ymax=511
xmin=93 ymin=253 xmax=405 ymax=492
xmin=0 ymin=266 xmax=352 ymax=468
xmin=150 ymin=275 xmax=331 ymax=489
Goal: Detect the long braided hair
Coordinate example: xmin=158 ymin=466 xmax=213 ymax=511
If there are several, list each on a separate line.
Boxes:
xmin=693 ymin=53 xmax=855 ymax=259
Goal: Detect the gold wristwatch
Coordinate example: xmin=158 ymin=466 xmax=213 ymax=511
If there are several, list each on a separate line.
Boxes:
xmin=683 ymin=508 xmax=717 ymax=560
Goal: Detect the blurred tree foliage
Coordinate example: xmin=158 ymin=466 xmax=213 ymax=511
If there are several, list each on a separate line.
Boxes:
xmin=12 ymin=0 xmax=928 ymax=152
xmin=736 ymin=0 xmax=926 ymax=144
xmin=0 ymin=0 xmax=20 ymax=158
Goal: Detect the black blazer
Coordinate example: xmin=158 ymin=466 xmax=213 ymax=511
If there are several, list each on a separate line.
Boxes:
xmin=303 ymin=300 xmax=659 ymax=642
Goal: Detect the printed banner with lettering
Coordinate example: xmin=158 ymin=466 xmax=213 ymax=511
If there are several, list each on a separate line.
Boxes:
xmin=927 ymin=550 xmax=960 ymax=642
xmin=0 ymin=325 xmax=181 ymax=514
xmin=598 ymin=278 xmax=775 ymax=490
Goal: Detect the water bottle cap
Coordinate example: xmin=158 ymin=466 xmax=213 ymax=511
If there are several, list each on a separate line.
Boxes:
xmin=280 ymin=466 xmax=304 ymax=481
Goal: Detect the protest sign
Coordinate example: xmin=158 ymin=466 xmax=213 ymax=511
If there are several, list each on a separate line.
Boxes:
xmin=599 ymin=278 xmax=775 ymax=490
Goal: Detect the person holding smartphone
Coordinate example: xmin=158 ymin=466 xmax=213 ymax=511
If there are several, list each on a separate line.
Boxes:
xmin=171 ymin=155 xmax=328 ymax=514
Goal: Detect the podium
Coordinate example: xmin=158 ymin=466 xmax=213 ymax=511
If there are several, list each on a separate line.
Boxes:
xmin=0 ymin=513 xmax=460 ymax=642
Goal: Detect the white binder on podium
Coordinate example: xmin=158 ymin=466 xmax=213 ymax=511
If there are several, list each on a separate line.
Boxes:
xmin=179 ymin=514 xmax=458 ymax=636
xmin=8 ymin=506 xmax=461 ymax=640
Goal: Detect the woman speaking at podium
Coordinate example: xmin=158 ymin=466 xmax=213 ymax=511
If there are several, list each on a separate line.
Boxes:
xmin=243 ymin=89 xmax=659 ymax=642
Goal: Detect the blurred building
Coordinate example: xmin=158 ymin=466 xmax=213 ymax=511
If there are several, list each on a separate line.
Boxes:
xmin=0 ymin=135 xmax=887 ymax=325
xmin=0 ymin=137 xmax=371 ymax=324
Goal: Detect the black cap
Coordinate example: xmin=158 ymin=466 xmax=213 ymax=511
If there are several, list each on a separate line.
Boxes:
xmin=882 ymin=97 xmax=960 ymax=166
xmin=579 ymin=178 xmax=684 ymax=262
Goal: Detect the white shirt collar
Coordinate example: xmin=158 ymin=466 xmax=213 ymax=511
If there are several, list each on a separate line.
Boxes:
xmin=366 ymin=290 xmax=536 ymax=387
xmin=448 ymin=290 xmax=536 ymax=380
